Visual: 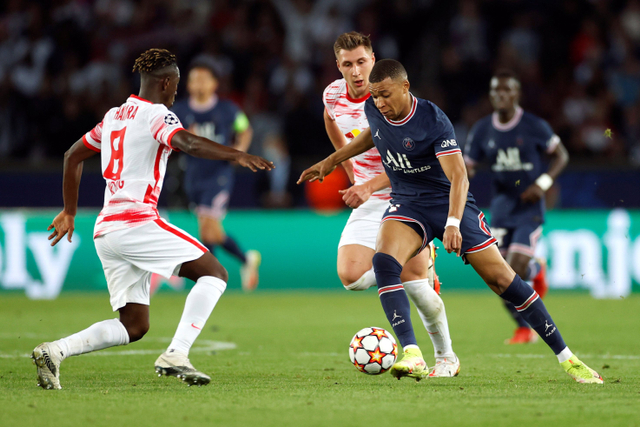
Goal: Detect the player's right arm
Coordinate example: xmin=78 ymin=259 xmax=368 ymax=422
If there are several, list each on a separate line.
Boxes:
xmin=171 ymin=130 xmax=274 ymax=172
xmin=48 ymin=138 xmax=99 ymax=246
xmin=297 ymin=127 xmax=374 ymax=184
xmin=324 ymin=109 xmax=354 ymax=183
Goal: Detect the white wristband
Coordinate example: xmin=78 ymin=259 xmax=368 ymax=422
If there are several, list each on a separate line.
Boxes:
xmin=445 ymin=217 xmax=460 ymax=229
xmin=535 ymin=173 xmax=553 ymax=192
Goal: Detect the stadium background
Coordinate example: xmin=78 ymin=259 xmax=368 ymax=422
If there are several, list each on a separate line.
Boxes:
xmin=1 ymin=0 xmax=640 ymax=298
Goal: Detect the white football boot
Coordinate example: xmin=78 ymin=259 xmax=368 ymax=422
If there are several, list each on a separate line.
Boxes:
xmin=155 ymin=350 xmax=211 ymax=386
xmin=32 ymin=342 xmax=64 ymax=390
xmin=428 ymin=355 xmax=461 ymax=377
xmin=240 ymin=250 xmax=261 ymax=292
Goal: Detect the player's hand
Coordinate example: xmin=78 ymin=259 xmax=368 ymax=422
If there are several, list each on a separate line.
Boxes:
xmin=339 ymin=183 xmax=373 ymax=209
xmin=297 ymin=157 xmax=337 ymax=184
xmin=237 ymin=153 xmax=275 ymax=172
xmin=48 ymin=211 xmax=76 ymax=246
xmin=520 ymin=183 xmax=544 ymax=203
xmin=443 ymin=226 xmax=462 ymax=256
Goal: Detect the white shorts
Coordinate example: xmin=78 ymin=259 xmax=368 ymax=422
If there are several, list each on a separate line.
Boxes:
xmin=95 ymin=219 xmax=207 ymax=311
xmin=338 ymin=198 xmax=390 ymax=250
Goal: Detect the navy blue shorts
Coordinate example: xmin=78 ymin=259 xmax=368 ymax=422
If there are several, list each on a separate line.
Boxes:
xmin=490 ymin=222 xmax=542 ymax=258
xmin=381 ymin=201 xmax=497 ymax=263
xmin=184 ymin=168 xmax=235 ymax=219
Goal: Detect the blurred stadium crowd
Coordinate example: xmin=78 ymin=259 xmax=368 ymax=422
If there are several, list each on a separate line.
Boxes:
xmin=1 ymin=0 xmax=639 ymax=206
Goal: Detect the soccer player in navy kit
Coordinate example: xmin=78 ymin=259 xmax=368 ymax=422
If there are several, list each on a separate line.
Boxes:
xmin=172 ymin=60 xmax=261 ymax=291
xmin=465 ymin=71 xmax=569 ymax=345
xmin=299 ymin=59 xmax=602 ymax=384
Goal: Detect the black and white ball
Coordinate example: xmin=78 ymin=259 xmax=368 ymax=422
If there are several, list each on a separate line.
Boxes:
xmin=349 ymin=327 xmax=398 ymax=375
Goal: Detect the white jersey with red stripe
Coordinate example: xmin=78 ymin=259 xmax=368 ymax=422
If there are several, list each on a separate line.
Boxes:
xmin=323 ymin=79 xmax=391 ymax=201
xmin=83 ymin=94 xmax=185 ymax=238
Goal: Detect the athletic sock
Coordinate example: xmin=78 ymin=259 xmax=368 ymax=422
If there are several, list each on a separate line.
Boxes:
xmin=222 ymin=235 xmax=247 ymax=264
xmin=344 ymin=268 xmax=377 ymax=291
xmin=54 ymin=318 xmax=129 ymax=358
xmin=499 ymin=275 xmax=567 ymax=355
xmin=526 ymin=258 xmax=542 ymax=281
xmin=167 ymin=276 xmax=227 ymax=355
xmin=372 ymin=253 xmax=417 ymax=348
xmin=403 ymin=279 xmax=455 ymax=359
xmin=502 ymin=299 xmax=530 ymax=328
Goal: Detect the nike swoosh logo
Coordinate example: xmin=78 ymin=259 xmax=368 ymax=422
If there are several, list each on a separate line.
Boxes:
xmin=191 ymin=323 xmax=202 ymax=330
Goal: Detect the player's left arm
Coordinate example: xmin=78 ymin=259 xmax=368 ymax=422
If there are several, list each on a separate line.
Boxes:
xmin=439 ymin=153 xmax=469 ymax=256
xmin=231 ymin=111 xmax=253 ymax=153
xmin=48 ymin=138 xmax=98 ymax=246
xmin=521 ymin=137 xmax=570 ymax=203
xmin=339 ymin=172 xmax=390 ymax=209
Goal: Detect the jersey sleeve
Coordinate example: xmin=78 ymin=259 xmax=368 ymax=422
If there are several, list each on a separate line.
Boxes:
xmin=149 ymin=106 xmax=185 ymax=150
xmin=463 ymin=122 xmax=484 ymax=166
xmin=82 ymin=120 xmax=103 ymax=152
xmin=322 ymin=81 xmax=339 ymax=120
xmin=535 ymin=117 xmax=561 ymax=154
xmin=433 ymin=111 xmax=462 ymax=159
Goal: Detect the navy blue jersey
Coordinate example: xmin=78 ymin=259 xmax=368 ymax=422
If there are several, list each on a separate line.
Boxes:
xmin=364 ymin=95 xmax=475 ymax=207
xmin=172 ymin=98 xmax=248 ymax=182
xmin=464 ymin=107 xmax=559 ymax=227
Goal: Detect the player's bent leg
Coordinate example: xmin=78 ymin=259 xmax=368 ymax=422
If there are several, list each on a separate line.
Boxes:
xmin=155 ymin=252 xmax=228 ymax=386
xmin=466 ymin=246 xmax=603 ymax=384
xmin=375 ymin=220 xmax=428 ymax=381
xmin=401 ymin=253 xmax=459 ymax=376
xmin=32 ymin=317 xmax=131 ymax=390
xmin=337 ymin=244 xmax=376 ymax=290
xmin=503 ymin=251 xmax=537 ymax=344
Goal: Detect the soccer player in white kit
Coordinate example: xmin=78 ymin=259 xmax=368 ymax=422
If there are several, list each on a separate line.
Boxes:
xmin=31 ymin=49 xmax=274 ymax=389
xmin=323 ymin=33 xmax=459 ymax=377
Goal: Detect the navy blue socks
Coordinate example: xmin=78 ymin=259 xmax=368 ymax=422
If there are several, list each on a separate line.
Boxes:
xmin=222 ymin=235 xmax=247 ymax=264
xmin=499 ymin=275 xmax=566 ymax=354
xmin=502 ymin=300 xmax=530 ymax=328
xmin=372 ymin=253 xmax=417 ymax=348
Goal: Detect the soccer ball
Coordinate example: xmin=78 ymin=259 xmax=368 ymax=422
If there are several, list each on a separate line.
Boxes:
xmin=349 ymin=327 xmax=398 ymax=375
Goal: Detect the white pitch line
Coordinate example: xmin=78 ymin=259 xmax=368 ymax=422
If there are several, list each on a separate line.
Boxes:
xmin=489 ymin=353 xmax=640 ymax=360
xmin=0 ymin=339 xmax=236 ymax=359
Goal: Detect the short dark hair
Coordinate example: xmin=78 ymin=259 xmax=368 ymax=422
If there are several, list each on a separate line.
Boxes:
xmin=333 ymin=32 xmax=372 ymax=58
xmin=132 ymin=48 xmax=177 ymax=75
xmin=369 ymin=59 xmax=408 ymax=84
xmin=492 ymin=69 xmax=521 ymax=87
xmin=189 ymin=55 xmax=220 ymax=80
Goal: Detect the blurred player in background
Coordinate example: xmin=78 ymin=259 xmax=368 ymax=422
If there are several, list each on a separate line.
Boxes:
xmin=32 ymin=49 xmax=273 ymax=390
xmin=172 ymin=58 xmax=261 ymax=292
xmin=464 ymin=71 xmax=569 ymax=345
xmin=322 ymin=32 xmax=459 ymax=377
xmin=300 ymin=59 xmax=601 ymax=384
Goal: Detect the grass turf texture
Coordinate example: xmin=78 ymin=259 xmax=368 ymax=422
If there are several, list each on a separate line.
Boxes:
xmin=1 ymin=291 xmax=639 ymax=427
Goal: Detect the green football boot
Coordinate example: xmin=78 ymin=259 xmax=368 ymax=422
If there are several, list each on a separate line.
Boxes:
xmin=561 ymin=355 xmax=604 ymax=384
xmin=389 ymin=347 xmax=428 ymax=381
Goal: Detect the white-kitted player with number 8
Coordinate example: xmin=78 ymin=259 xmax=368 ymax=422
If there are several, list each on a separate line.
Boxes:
xmin=31 ymin=48 xmax=274 ymax=390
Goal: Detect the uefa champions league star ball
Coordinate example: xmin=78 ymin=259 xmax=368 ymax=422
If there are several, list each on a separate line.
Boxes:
xmin=349 ymin=327 xmax=398 ymax=375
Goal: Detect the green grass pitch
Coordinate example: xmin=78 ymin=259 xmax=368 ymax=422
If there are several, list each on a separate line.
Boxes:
xmin=1 ymin=291 xmax=639 ymax=427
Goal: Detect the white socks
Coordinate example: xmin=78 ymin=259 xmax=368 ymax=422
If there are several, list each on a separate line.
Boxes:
xmin=54 ymin=318 xmax=129 ymax=358
xmin=167 ymin=276 xmax=227 ymax=355
xmin=344 ymin=268 xmax=377 ymax=291
xmin=403 ymin=279 xmax=456 ymax=360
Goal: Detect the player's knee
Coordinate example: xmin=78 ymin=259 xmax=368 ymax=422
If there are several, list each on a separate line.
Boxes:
xmin=372 ymin=253 xmax=403 ymax=284
xmin=123 ymin=321 xmax=149 ymax=343
xmin=212 ymin=264 xmax=228 ymax=283
xmin=337 ymin=267 xmax=368 ymax=288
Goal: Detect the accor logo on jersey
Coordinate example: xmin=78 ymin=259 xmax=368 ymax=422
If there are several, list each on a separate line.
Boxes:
xmin=492 ymin=147 xmax=533 ymax=172
xmin=383 ymin=150 xmax=431 ymax=174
